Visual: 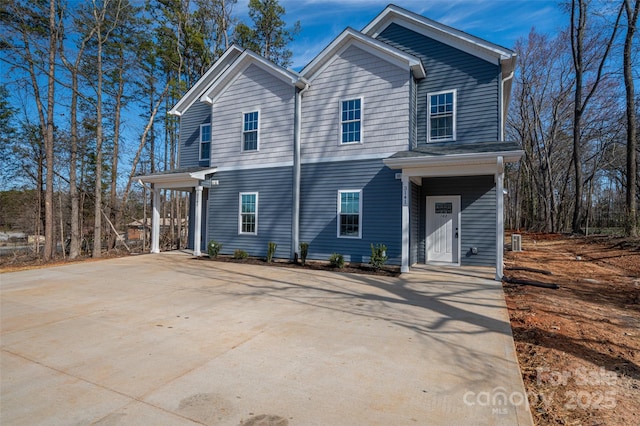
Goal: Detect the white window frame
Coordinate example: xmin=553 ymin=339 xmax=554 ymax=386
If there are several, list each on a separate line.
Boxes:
xmin=337 ymin=189 xmax=362 ymax=239
xmin=339 ymin=97 xmax=363 ymax=145
xmin=199 ymin=123 xmax=211 ymax=161
xmin=238 ymin=192 xmax=258 ymax=235
xmin=242 ymin=110 xmax=260 ymax=152
xmin=427 ymin=89 xmax=457 ymax=142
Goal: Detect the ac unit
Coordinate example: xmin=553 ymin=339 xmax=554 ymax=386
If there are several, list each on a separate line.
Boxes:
xmin=512 ymin=234 xmax=522 ymax=252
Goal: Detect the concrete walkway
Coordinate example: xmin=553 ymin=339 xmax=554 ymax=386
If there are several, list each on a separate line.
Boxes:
xmin=1 ymin=253 xmax=533 ymax=425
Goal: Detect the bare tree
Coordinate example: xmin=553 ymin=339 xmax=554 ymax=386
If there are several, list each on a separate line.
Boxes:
xmin=622 ymin=0 xmax=639 ymax=237
xmin=59 ymin=5 xmax=96 ymax=259
xmin=87 ymin=0 xmax=124 ymax=258
xmin=569 ymin=0 xmax=623 ymax=233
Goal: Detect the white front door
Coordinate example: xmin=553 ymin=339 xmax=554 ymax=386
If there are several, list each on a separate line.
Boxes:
xmin=426 ymin=196 xmax=460 ymax=264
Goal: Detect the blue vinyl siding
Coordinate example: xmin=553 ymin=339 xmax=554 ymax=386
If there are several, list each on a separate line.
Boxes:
xmin=377 ymin=23 xmax=500 ymax=145
xmin=300 ymin=159 xmax=402 ymax=265
xmin=207 ymin=166 xmax=292 ymax=258
xmin=179 ymin=101 xmax=211 ymax=168
xmin=420 ymin=175 xmax=496 ymax=266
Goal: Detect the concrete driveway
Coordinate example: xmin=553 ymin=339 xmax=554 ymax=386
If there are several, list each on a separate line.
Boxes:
xmin=1 ymin=253 xmax=533 ymax=425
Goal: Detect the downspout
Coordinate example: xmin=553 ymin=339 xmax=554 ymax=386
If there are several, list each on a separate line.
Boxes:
xmin=292 ymin=83 xmax=309 ymax=261
xmin=500 ymin=69 xmax=515 ymax=141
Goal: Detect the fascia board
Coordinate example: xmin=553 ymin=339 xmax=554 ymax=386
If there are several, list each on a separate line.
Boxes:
xmin=201 ymin=50 xmax=302 ymax=105
xmin=301 ymin=28 xmax=425 ymax=81
xmin=363 ymin=5 xmax=515 ymax=65
xmin=383 ymin=150 xmax=524 ymax=169
xmin=169 ymin=46 xmax=243 ymax=116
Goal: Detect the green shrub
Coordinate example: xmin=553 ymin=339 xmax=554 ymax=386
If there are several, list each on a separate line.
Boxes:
xmin=299 ymin=242 xmax=309 ymax=266
xmin=266 ymin=241 xmax=277 ymax=262
xmin=369 ymin=243 xmax=388 ymax=270
xmin=233 ymin=249 xmax=248 ymax=260
xmin=207 ymin=240 xmax=222 ymax=258
xmin=329 ymin=252 xmax=345 ymax=268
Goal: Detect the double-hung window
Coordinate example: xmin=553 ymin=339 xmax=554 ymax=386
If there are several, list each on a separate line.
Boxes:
xmin=243 ymin=111 xmax=259 ymax=151
xmin=199 ymin=124 xmax=211 ymax=161
xmin=239 ymin=192 xmax=258 ymax=235
xmin=340 ymin=98 xmax=362 ymax=144
xmin=338 ymin=190 xmax=362 ymax=238
xmin=428 ymin=90 xmax=456 ymax=142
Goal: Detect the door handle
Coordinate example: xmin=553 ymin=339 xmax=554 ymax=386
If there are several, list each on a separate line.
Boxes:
xmin=455 ymin=227 xmax=458 ymax=239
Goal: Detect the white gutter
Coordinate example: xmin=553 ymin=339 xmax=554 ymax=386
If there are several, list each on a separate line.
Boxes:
xmin=500 ymin=70 xmax=515 ymax=141
xmin=292 ymin=83 xmax=309 ymax=261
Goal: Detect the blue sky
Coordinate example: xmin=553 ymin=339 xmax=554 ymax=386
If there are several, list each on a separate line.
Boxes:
xmin=235 ymin=0 xmax=568 ymax=70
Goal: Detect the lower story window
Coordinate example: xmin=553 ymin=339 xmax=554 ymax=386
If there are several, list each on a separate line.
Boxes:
xmin=239 ymin=192 xmax=258 ymax=235
xmin=338 ymin=190 xmax=362 ymax=238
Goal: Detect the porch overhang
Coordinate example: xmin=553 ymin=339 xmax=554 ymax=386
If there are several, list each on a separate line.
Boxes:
xmin=384 ymin=142 xmax=523 ymax=280
xmin=383 ymin=144 xmax=523 ymax=177
xmin=136 ymin=166 xmax=216 ymax=257
xmin=137 ymin=166 xmax=217 ymax=190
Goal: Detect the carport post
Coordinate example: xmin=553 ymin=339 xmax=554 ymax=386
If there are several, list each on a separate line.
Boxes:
xmin=193 ymin=185 xmax=203 ymax=257
xmin=151 ymin=185 xmax=160 ymax=253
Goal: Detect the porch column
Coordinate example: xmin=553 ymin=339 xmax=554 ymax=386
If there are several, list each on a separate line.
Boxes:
xmin=151 ymin=185 xmax=160 ymax=253
xmin=495 ymin=156 xmax=504 ymax=280
xmin=401 ymin=173 xmax=410 ymax=273
xmin=193 ymin=185 xmax=203 ymax=257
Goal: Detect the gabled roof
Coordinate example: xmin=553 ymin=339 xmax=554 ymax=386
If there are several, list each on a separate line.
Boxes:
xmin=301 ymin=27 xmax=425 ymax=82
xmin=200 ymin=49 xmax=308 ymax=105
xmin=363 ymin=4 xmax=516 ymax=76
xmin=169 ymin=46 xmax=243 ymax=116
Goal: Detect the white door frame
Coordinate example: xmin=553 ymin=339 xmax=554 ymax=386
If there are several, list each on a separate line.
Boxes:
xmin=426 ymin=195 xmax=461 ymax=266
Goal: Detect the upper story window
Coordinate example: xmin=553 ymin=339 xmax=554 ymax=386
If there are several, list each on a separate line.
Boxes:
xmin=340 ymin=98 xmax=362 ymax=144
xmin=337 ymin=190 xmax=362 ymax=238
xmin=428 ymin=90 xmax=456 ymax=142
xmin=199 ymin=124 xmax=211 ymax=161
xmin=239 ymin=192 xmax=258 ymax=235
xmin=243 ymin=111 xmax=259 ymax=151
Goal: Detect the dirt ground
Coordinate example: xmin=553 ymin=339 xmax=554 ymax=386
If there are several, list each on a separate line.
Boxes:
xmin=503 ymin=233 xmax=640 ymax=425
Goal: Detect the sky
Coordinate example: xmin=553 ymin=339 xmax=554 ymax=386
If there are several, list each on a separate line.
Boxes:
xmin=236 ymin=0 xmax=569 ymax=70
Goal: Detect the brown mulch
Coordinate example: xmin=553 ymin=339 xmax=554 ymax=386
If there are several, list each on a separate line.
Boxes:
xmin=503 ymin=232 xmax=640 ymax=425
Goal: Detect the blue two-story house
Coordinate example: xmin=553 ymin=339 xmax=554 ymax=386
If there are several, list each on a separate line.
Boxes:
xmin=140 ymin=4 xmax=523 ymax=279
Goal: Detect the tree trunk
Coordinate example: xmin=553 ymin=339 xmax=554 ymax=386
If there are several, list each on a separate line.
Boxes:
xmin=571 ymin=0 xmax=585 ymax=234
xmin=93 ymin=23 xmax=104 ymax=258
xmin=109 ymin=51 xmax=125 ymax=250
xmin=43 ymin=0 xmax=57 ymax=260
xmin=623 ymin=0 xmax=639 ymax=237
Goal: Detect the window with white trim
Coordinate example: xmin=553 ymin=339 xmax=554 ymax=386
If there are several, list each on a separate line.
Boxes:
xmin=239 ymin=192 xmax=258 ymax=235
xmin=243 ymin=111 xmax=259 ymax=151
xmin=428 ymin=90 xmax=456 ymax=142
xmin=199 ymin=123 xmax=211 ymax=161
xmin=337 ymin=190 xmax=362 ymax=238
xmin=340 ymin=98 xmax=362 ymax=144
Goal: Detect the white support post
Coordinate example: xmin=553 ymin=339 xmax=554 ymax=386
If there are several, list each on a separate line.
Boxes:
xmin=496 ymin=156 xmax=504 ymax=280
xmin=401 ymin=173 xmax=410 ymax=273
xmin=193 ymin=185 xmax=203 ymax=257
xmin=151 ymin=185 xmax=160 ymax=254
